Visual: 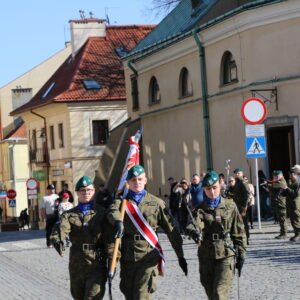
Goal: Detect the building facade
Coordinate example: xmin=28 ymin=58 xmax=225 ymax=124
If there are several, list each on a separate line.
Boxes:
xmin=123 ymin=0 xmax=298 ymax=195
xmin=11 ymin=18 xmax=154 ymax=205
xmin=0 ymin=41 xmax=71 ymax=222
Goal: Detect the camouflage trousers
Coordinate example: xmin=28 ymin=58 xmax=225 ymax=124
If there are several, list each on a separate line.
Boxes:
xmin=69 ymin=257 xmax=107 ymax=300
xmin=274 ymin=204 xmax=287 ymax=235
xmin=120 ymin=258 xmax=158 ymax=300
xmin=199 ymin=256 xmax=235 ymax=300
xmin=287 ymin=202 xmax=300 ymax=234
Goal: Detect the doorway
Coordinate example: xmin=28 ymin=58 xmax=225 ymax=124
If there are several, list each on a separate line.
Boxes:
xmin=267 ymin=125 xmax=295 ymax=179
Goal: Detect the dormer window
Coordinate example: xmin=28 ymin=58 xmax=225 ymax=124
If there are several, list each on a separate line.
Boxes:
xmin=42 ymin=82 xmax=55 ymax=99
xmin=191 ymin=0 xmax=201 ymax=9
xmin=83 ymin=79 xmax=101 ymax=90
xmin=115 ymin=47 xmax=128 ymax=58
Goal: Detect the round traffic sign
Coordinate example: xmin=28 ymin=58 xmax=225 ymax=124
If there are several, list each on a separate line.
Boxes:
xmin=26 ymin=178 xmax=38 ymax=190
xmin=7 ymin=189 xmax=17 ymax=199
xmin=241 ymin=97 xmax=267 ymax=124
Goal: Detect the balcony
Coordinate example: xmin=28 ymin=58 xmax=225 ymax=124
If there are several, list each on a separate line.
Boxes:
xmin=29 ymin=148 xmax=47 ymax=163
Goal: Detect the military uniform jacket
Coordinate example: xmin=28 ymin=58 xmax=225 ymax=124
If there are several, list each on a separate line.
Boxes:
xmin=108 ymin=192 xmax=184 ymax=262
xmin=282 ymin=180 xmax=300 ymax=211
xmin=51 ymin=203 xmax=111 ymax=263
xmin=269 ymin=177 xmax=287 ymax=208
xmin=233 ymin=177 xmax=251 ymax=213
xmin=186 ymin=197 xmax=247 ymax=260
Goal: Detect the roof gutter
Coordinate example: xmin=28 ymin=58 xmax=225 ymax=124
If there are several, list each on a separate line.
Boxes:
xmin=30 ymin=109 xmax=50 ymax=185
xmin=192 ymin=30 xmax=213 ymax=170
xmin=0 ymin=137 xmax=27 ymax=144
xmin=128 ymin=59 xmax=138 ymax=76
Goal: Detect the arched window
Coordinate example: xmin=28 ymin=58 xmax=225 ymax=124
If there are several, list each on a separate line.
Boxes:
xmin=149 ymin=76 xmax=161 ymax=105
xmin=221 ymin=51 xmax=238 ymax=85
xmin=179 ymin=67 xmax=193 ymax=98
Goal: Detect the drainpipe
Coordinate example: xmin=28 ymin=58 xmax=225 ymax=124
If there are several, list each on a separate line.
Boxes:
xmin=127 ymin=58 xmax=141 ymax=113
xmin=128 ymin=59 xmax=138 ymax=76
xmin=192 ymin=29 xmax=213 ymax=170
xmin=30 ymin=110 xmax=50 ymax=185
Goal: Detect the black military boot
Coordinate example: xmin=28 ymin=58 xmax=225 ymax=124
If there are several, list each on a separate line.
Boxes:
xmin=275 ymin=234 xmax=287 ymax=240
xmin=289 ymin=233 xmax=300 ymax=242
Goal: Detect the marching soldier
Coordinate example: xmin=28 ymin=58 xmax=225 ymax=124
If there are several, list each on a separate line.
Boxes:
xmin=50 ymin=176 xmax=111 ymax=300
xmin=232 ymin=168 xmax=251 ymax=244
xmin=107 ymin=165 xmax=188 ymax=300
xmin=268 ymin=170 xmax=288 ymax=239
xmin=186 ymin=171 xmax=247 ymax=300
xmin=282 ymin=168 xmax=300 ymax=241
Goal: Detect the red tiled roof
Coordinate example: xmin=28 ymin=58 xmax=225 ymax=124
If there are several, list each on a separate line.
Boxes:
xmin=11 ymin=25 xmax=154 ymax=116
xmin=6 ymin=122 xmax=27 ymax=139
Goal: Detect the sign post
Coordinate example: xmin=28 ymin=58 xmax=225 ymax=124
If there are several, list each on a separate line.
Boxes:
xmin=26 ymin=178 xmax=39 ymax=229
xmin=241 ymin=98 xmax=267 ymax=230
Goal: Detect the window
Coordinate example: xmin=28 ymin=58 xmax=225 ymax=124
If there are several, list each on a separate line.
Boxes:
xmin=83 ymin=79 xmax=101 ymax=90
xmin=42 ymin=82 xmax=55 ymax=99
xmin=49 ymin=125 xmax=55 ymax=149
xmin=149 ymin=77 xmax=161 ymax=105
xmin=221 ymin=51 xmax=238 ymax=85
xmin=58 ymin=123 xmax=64 ymax=148
xmin=92 ymin=120 xmax=109 ymax=145
xmin=191 ymin=0 xmax=201 ymax=9
xmin=115 ymin=47 xmax=128 ymax=58
xmin=179 ymin=67 xmax=193 ymax=98
xmin=131 ymin=75 xmax=139 ymax=110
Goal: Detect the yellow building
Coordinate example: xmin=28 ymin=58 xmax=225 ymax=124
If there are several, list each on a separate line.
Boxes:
xmin=0 ymin=123 xmax=29 ymax=221
xmin=0 ymin=43 xmax=71 ymax=223
xmin=11 ymin=19 xmax=154 ymax=202
xmin=123 ymin=0 xmax=299 ymax=195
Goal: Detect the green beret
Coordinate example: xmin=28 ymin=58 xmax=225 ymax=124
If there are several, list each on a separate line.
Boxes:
xmin=273 ymin=170 xmax=283 ymax=176
xmin=126 ymin=165 xmax=145 ymax=180
xmin=202 ymin=170 xmax=219 ymax=187
xmin=233 ymin=168 xmax=243 ymax=174
xmin=75 ymin=176 xmax=93 ymax=191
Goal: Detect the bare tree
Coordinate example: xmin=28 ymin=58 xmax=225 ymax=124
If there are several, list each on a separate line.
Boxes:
xmin=150 ymin=0 xmax=182 ymax=16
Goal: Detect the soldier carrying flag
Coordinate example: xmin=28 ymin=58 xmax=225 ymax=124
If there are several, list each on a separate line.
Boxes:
xmin=108 ymin=130 xmax=187 ymax=300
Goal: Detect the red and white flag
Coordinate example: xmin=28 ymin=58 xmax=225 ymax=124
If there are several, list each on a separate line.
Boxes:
xmin=117 ymin=129 xmax=142 ymax=193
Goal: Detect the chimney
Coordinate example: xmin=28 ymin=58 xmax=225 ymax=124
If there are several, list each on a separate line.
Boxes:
xmin=69 ymin=18 xmax=107 ymax=58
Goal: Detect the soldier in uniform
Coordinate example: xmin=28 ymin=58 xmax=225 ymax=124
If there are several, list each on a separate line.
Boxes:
xmin=186 ymin=171 xmax=247 ymax=300
xmin=232 ymin=168 xmax=251 ymax=244
xmin=108 ymin=165 xmax=188 ymax=300
xmin=51 ymin=176 xmax=110 ymax=300
xmin=268 ymin=170 xmax=288 ymax=239
xmin=282 ymin=168 xmax=300 ymax=241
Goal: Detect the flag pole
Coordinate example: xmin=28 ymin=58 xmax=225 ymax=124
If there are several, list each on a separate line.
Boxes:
xmin=108 ymin=128 xmax=142 ymax=297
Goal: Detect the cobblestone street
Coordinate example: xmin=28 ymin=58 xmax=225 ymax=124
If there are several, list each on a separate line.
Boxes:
xmin=0 ymin=221 xmax=299 ymax=300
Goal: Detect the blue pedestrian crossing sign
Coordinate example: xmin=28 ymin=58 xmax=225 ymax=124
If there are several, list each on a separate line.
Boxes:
xmin=245 ymin=137 xmax=266 ymax=158
xmin=8 ymin=199 xmax=16 ymax=207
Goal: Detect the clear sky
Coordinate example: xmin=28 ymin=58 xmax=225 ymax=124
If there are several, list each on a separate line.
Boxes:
xmin=0 ymin=0 xmax=162 ymax=88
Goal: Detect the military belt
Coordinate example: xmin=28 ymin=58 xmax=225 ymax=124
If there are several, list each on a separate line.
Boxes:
xmin=204 ymin=232 xmax=226 ymax=241
xmin=123 ymin=234 xmax=145 ymax=241
xmin=82 ymin=243 xmax=96 ymax=251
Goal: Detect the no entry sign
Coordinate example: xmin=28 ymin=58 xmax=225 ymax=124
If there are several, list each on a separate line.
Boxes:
xmin=7 ymin=189 xmax=17 ymax=199
xmin=26 ymin=178 xmax=38 ymax=190
xmin=241 ymin=97 xmax=267 ymax=124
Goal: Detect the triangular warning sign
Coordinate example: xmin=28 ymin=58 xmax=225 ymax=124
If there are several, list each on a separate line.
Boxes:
xmin=247 ymin=138 xmax=265 ymax=155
